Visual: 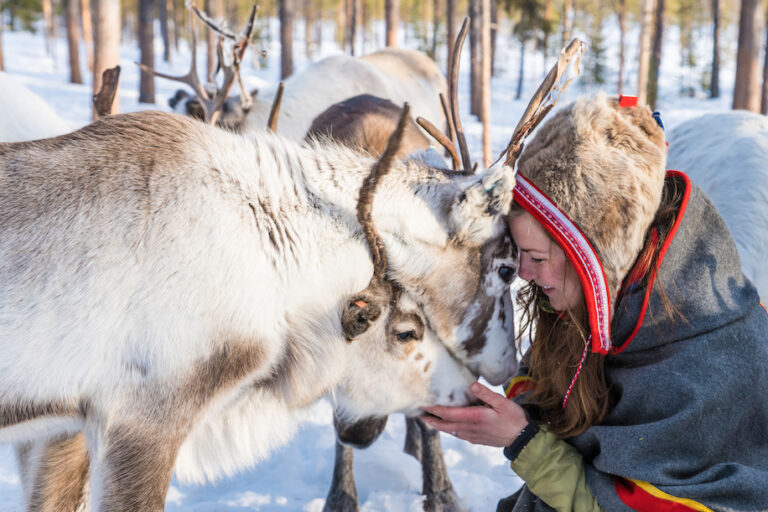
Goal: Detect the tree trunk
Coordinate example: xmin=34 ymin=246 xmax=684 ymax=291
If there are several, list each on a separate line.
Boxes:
xmin=490 ymin=0 xmax=498 ymax=76
xmin=446 ymin=0 xmax=455 ymax=65
xmin=205 ymin=0 xmax=223 ymax=80
xmin=481 ymin=0 xmax=491 ymax=166
xmin=304 ymin=0 xmax=313 ymax=58
xmin=617 ymin=0 xmax=626 ymax=93
xmin=349 ymin=0 xmax=357 ymax=55
xmin=733 ymin=0 xmax=765 ymax=111
xmin=516 ymin=37 xmax=525 ymax=100
xmin=0 ymin=1 xmax=5 ymax=71
xmin=280 ymin=0 xmax=294 ymax=79
xmin=385 ymin=0 xmax=398 ymax=47
xmin=562 ymin=0 xmax=573 ymax=46
xmin=158 ymin=0 xmax=170 ymax=63
xmin=469 ymin=0 xmax=481 ymax=116
xmin=92 ymin=0 xmax=121 ymax=118
xmin=81 ymin=0 xmax=94 ymax=71
xmin=710 ymin=0 xmax=720 ymax=98
xmin=171 ymin=0 xmax=181 ymax=52
xmin=637 ymin=0 xmax=655 ymax=105
xmin=41 ymin=0 xmax=55 ymax=55
xmin=138 ymin=0 xmax=154 ymax=103
xmin=431 ymin=0 xmax=440 ymax=59
xmin=762 ymin=4 xmax=768 ymax=113
xmin=65 ymin=0 xmax=83 ymax=83
xmin=648 ymin=0 xmax=665 ymax=109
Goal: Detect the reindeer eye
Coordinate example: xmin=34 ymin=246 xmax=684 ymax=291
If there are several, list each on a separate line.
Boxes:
xmin=498 ymin=265 xmax=515 ymax=283
xmin=396 ymin=331 xmax=417 ymax=342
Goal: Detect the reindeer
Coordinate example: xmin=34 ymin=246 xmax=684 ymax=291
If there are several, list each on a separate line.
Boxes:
xmin=166 ymin=50 xmax=446 ymax=141
xmin=666 ymin=110 xmax=768 ymax=300
xmin=306 ymin=94 xmax=468 ymax=512
xmin=0 ymin=72 xmax=73 ymax=142
xmin=0 ymin=95 xmax=518 ymax=511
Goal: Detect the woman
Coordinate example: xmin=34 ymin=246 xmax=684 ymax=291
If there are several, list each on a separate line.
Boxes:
xmin=422 ymin=94 xmax=768 ymax=511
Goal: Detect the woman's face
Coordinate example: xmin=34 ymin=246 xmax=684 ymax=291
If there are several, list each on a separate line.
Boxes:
xmin=508 ymin=211 xmax=583 ymax=311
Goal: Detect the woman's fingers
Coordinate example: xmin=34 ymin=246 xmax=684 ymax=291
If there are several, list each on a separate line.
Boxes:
xmin=469 ymin=382 xmax=509 ymax=410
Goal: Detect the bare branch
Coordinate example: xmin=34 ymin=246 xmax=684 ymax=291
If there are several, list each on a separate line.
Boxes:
xmin=267 ymin=82 xmax=285 ymax=133
xmin=357 ymin=103 xmax=411 ymax=278
xmin=93 ymin=65 xmax=121 ymax=118
xmin=449 ymin=17 xmax=472 ymax=173
xmin=500 ymin=38 xmax=586 ymax=168
xmin=416 ymin=116 xmax=460 ymax=170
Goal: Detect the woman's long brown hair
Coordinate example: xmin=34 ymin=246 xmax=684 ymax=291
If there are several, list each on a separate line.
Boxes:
xmin=514 ymin=175 xmax=686 ymax=438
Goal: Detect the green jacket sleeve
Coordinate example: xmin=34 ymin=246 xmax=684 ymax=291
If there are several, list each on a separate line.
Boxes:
xmin=509 ymin=428 xmax=604 ymax=512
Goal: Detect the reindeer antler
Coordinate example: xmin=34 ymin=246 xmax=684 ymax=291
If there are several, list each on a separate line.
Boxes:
xmin=500 ymin=38 xmax=585 ymax=168
xmin=419 ymin=18 xmax=472 ymax=173
xmin=93 ymin=65 xmax=121 ymax=118
xmin=137 ymin=4 xmax=257 ymax=125
xmin=416 ymin=115 xmax=461 ymax=169
xmin=267 ymin=82 xmax=285 ymax=133
xmin=449 ymin=18 xmax=472 ymax=174
xmin=357 ymin=104 xmax=411 ymax=278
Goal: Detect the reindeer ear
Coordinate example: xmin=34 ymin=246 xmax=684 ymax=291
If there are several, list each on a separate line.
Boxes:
xmin=342 ymin=296 xmax=384 ymax=342
xmin=449 ymin=165 xmax=516 ymax=243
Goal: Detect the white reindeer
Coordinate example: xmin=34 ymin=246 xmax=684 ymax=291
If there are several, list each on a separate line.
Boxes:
xmin=170 ymin=48 xmax=447 ymax=141
xmin=0 ymin=72 xmax=73 ymax=142
xmin=306 ymin=94 xmax=470 ymax=512
xmin=0 ymin=107 xmax=517 ymax=511
xmin=666 ymin=110 xmax=768 ymax=300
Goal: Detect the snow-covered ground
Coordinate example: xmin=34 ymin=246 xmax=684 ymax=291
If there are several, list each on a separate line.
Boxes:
xmin=0 ymin=17 xmax=736 ymax=511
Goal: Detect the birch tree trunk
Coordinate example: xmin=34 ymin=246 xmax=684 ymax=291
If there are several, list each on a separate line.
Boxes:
xmin=65 ymin=0 xmax=83 ymax=83
xmin=637 ymin=0 xmax=655 ymax=104
xmin=138 ymin=0 xmax=155 ymax=103
xmin=733 ymin=0 xmax=765 ymax=111
xmin=386 ymin=0 xmax=398 ymax=46
xmin=280 ymin=0 xmax=294 ymax=79
xmin=81 ymin=0 xmax=94 ymax=71
xmin=711 ymin=0 xmax=720 ymax=98
xmin=92 ymin=0 xmax=121 ymax=118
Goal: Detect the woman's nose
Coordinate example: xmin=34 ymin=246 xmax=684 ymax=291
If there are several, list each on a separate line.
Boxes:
xmin=518 ymin=261 xmax=535 ymax=281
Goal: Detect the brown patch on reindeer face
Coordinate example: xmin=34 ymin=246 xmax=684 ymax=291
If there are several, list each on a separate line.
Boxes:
xmin=26 ymin=433 xmax=90 ymax=512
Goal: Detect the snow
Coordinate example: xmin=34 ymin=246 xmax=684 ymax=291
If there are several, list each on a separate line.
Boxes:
xmin=0 ymin=17 xmax=735 ymax=510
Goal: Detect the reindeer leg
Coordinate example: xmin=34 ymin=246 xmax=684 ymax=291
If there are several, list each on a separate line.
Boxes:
xmin=322 ymin=440 xmax=360 ymax=512
xmin=404 ymin=416 xmax=423 ymax=463
xmin=16 ymin=433 xmax=90 ymax=512
xmin=89 ymin=421 xmax=181 ymax=512
xmin=418 ymin=418 xmax=464 ymax=512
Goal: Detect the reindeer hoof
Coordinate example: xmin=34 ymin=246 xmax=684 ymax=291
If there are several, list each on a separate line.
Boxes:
xmin=423 ymin=488 xmax=464 ymax=512
xmin=323 ymin=491 xmax=361 ymax=512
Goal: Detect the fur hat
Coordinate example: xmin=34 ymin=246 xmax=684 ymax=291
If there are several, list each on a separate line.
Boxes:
xmin=516 ymin=93 xmax=667 ymax=305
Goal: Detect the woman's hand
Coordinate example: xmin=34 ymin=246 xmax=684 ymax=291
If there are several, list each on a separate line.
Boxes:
xmin=421 ymin=382 xmax=529 ymax=447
